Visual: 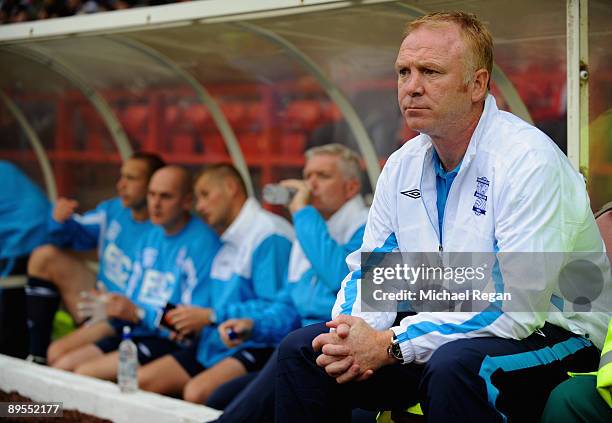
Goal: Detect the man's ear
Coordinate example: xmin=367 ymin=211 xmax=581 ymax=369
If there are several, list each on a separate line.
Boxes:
xmin=344 ymin=179 xmax=361 ymax=200
xmin=224 ymin=178 xmax=239 ymax=197
xmin=182 ymin=191 xmax=194 ymax=211
xmin=471 ymin=68 xmax=489 ymax=103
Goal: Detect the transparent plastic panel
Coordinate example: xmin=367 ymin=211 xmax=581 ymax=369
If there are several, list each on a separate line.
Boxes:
xmin=0 ymin=46 xmax=121 ymax=209
xmin=19 ymin=36 xmax=204 ymax=158
xmin=0 ymin=48 xmax=65 ymax=193
xmin=0 ymin=101 xmax=47 ymax=195
xmin=1 ymin=0 xmax=608 ymax=207
xmin=127 ymin=23 xmax=321 ymax=193
xmin=254 ymin=0 xmax=569 ymax=160
xmin=468 ymin=0 xmax=568 ymax=153
xmin=0 ymin=48 xmax=72 ymax=95
xmin=588 ymin=0 xmax=612 ymax=211
xmin=253 ymin=4 xmax=405 ymax=162
xmin=25 ymin=36 xmax=179 ymax=92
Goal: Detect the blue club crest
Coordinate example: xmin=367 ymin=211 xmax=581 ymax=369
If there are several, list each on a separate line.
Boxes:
xmin=472 ymin=176 xmax=490 ymax=216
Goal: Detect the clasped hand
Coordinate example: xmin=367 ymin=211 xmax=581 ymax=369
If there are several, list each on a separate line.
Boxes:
xmin=312 ymin=315 xmax=395 ymax=384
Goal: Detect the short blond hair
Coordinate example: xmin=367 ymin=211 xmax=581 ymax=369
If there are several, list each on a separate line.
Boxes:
xmin=305 ymin=143 xmax=362 ymax=182
xmin=405 ymin=11 xmax=493 ymax=88
xmin=195 ymin=163 xmax=247 ymax=196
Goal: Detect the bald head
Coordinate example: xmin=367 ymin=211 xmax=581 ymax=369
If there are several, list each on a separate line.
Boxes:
xmin=153 ymin=165 xmax=192 ymax=195
xmin=148 ymin=165 xmax=193 ymax=234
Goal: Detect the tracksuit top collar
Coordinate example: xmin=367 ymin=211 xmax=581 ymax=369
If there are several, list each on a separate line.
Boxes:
xmin=221 ymin=197 xmax=260 ymax=246
xmin=327 ymin=195 xmax=367 ymax=244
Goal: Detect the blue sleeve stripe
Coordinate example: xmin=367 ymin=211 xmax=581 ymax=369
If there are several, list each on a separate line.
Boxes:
xmin=550 ymin=294 xmax=564 ymax=311
xmin=478 ymin=336 xmax=593 ymax=423
xmin=397 ymin=308 xmax=503 ymax=343
xmin=74 ymin=211 xmax=105 ymax=225
xmin=339 ymin=269 xmax=362 ymax=315
xmin=339 ymin=232 xmax=398 ymax=315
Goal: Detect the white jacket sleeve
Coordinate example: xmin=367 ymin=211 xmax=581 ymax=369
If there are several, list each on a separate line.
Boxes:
xmin=332 ymin=162 xmax=399 ymax=330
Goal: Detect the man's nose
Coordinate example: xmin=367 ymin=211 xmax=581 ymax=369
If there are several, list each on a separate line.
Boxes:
xmin=306 ymin=176 xmax=317 ymax=190
xmin=400 ymin=72 xmax=424 ymax=98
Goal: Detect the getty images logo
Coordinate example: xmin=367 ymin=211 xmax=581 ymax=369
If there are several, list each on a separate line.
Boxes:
xmin=401 ymin=189 xmax=421 ymax=199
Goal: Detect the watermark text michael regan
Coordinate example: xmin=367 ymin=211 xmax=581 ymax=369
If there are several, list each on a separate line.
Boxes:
xmin=372 ymin=289 xmax=511 ymax=303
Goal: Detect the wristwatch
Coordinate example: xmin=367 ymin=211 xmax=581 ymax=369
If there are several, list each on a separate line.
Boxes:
xmin=387 ymin=333 xmax=404 ymax=362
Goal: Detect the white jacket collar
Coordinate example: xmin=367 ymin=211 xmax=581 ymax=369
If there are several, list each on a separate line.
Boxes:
xmin=418 ymin=94 xmax=498 ymax=172
xmin=327 ymin=195 xmax=368 ymax=245
xmin=221 ymin=197 xmax=260 ymax=246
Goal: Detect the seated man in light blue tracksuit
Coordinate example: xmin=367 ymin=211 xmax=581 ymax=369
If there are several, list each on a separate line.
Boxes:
xmin=135 ymin=164 xmax=294 ymax=404
xmin=0 ymin=160 xmax=51 ymax=359
xmin=62 ymin=165 xmax=220 ymax=381
xmin=210 ymin=144 xmax=369 ymax=420
xmin=29 ymin=152 xmax=165 ymax=365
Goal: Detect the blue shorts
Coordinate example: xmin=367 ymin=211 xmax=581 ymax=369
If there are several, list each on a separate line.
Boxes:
xmin=108 ymin=318 xmax=134 ymax=333
xmin=95 ymin=335 xmax=182 ymax=365
xmin=0 ymin=254 xmax=28 ymax=277
xmin=172 ymin=346 xmax=276 ymax=377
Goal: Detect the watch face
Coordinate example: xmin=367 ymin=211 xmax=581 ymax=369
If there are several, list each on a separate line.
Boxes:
xmin=392 ymin=342 xmax=403 ymax=360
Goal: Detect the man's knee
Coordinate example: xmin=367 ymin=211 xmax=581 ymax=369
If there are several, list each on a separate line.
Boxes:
xmin=542 ymin=376 xmax=596 ymax=421
xmin=545 ymin=379 xmax=575 ymax=408
xmin=137 ymin=368 xmax=158 ymax=392
xmin=422 ymin=339 xmax=483 ymax=386
xmin=51 ymin=354 xmax=78 ymax=371
xmin=278 ymin=323 xmax=327 ymax=360
xmin=47 ymin=339 xmax=69 ymax=365
xmin=74 ymin=361 xmax=99 ymax=377
xmin=27 ymin=245 xmax=63 ymax=278
xmin=183 ymin=379 xmax=211 ymax=404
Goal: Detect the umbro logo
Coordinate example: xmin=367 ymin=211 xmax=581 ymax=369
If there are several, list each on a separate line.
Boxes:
xmin=400 ymin=189 xmax=421 ymax=199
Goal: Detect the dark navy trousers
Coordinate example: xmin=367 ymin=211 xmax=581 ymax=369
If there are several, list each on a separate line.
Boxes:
xmin=0 ymin=255 xmax=29 ymax=358
xmin=214 ymin=348 xmax=279 ymax=423
xmin=212 ymin=327 xmax=375 ymax=423
xmin=273 ymin=322 xmax=599 ymax=423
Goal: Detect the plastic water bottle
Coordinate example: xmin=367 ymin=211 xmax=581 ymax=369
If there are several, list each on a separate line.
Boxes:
xmin=117 ymin=326 xmax=138 ymax=393
xmin=262 ymin=184 xmax=296 ymax=205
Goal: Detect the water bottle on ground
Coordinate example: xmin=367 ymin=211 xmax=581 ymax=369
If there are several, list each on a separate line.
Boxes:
xmin=117 ymin=326 xmax=138 ymax=393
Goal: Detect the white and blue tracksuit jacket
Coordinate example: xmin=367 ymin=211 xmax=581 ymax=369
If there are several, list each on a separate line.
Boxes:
xmin=334 ymin=95 xmax=612 ymax=363
xmin=250 ymin=195 xmax=369 ymax=344
xmin=0 ymin=161 xmax=50 ymax=275
xmin=125 ymin=215 xmax=220 ymax=337
xmin=194 ymin=198 xmax=293 ymax=367
xmin=47 ymin=197 xmax=153 ymax=293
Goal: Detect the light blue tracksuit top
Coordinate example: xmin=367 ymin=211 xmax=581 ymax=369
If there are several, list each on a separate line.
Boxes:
xmin=0 ymin=161 xmax=50 ymax=276
xmin=194 ymin=198 xmax=293 ymax=367
xmin=47 ymin=197 xmax=153 ymax=293
xmin=125 ymin=215 xmax=220 ymax=337
xmin=250 ymin=195 xmax=369 ymax=344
